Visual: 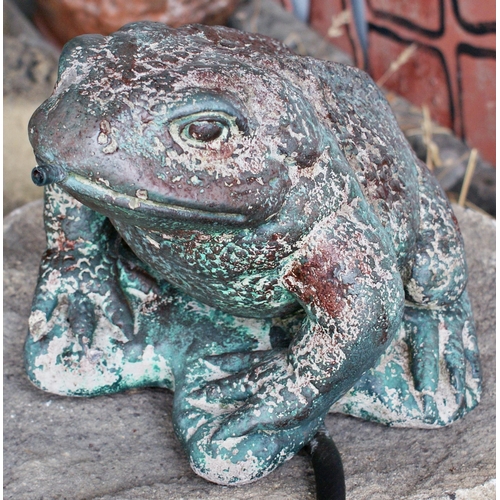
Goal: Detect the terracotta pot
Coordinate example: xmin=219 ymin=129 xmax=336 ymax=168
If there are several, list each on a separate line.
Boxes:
xmin=34 ymin=0 xmax=240 ymax=46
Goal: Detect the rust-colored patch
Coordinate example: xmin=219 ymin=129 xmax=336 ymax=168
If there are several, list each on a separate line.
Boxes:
xmin=283 ymin=251 xmax=348 ymax=319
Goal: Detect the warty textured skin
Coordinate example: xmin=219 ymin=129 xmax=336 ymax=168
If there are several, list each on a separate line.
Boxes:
xmin=26 ymin=22 xmax=481 ymax=486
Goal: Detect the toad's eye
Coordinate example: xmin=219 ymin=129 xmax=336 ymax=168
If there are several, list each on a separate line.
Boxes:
xmin=169 ymin=111 xmax=238 ymax=149
xmin=185 ymin=120 xmax=224 ymax=142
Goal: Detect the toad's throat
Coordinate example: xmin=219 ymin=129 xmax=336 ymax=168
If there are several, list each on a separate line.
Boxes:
xmin=62 ymin=173 xmax=251 ymax=225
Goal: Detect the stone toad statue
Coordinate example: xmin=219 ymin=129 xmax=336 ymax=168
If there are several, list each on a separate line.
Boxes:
xmin=26 ymin=23 xmax=481 ymax=486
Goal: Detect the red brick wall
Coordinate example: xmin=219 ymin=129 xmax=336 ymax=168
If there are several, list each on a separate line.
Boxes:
xmin=307 ymin=0 xmax=496 ymax=165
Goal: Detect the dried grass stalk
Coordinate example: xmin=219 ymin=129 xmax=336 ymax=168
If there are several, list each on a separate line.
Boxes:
xmin=328 ymin=10 xmax=351 ymax=38
xmin=376 ymin=43 xmax=418 ymax=87
xmin=421 ymin=105 xmax=442 ymax=171
xmin=458 ymin=148 xmax=478 ymax=207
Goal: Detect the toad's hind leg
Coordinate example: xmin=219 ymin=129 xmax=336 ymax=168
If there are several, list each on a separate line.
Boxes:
xmin=332 ymin=164 xmax=481 ymax=427
xmin=332 ymin=293 xmax=481 ymax=427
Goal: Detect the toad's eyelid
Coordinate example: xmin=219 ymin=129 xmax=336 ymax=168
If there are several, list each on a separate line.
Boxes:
xmin=170 ymin=111 xmax=235 ymax=131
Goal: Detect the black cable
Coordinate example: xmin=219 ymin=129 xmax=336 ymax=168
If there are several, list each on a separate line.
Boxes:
xmin=306 ymin=426 xmax=346 ymax=500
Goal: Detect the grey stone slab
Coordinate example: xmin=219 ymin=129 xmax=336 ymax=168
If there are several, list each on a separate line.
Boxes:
xmin=4 ymin=201 xmax=495 ymax=499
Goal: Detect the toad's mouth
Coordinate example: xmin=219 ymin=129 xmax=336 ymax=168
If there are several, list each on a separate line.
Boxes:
xmin=62 ymin=172 xmax=251 ymax=226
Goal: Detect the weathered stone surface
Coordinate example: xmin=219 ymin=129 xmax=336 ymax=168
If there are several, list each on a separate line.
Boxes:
xmin=24 ymin=20 xmax=483 ymax=485
xmin=4 ymin=201 xmax=495 ymax=499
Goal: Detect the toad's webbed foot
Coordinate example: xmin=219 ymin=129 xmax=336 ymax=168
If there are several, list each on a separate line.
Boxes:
xmin=25 ymin=243 xmax=176 ymax=396
xmin=28 ymin=239 xmax=134 ymax=345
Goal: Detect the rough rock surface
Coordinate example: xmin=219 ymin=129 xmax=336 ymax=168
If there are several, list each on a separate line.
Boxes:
xmin=3 ymin=201 xmax=495 ymax=499
xmin=3 ymin=0 xmax=59 ymax=215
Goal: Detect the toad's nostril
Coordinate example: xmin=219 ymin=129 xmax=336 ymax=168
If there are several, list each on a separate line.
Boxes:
xmin=31 ymin=164 xmax=67 ymax=186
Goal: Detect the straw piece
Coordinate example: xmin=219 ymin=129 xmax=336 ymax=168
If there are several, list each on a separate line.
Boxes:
xmin=376 ymin=43 xmax=418 ymax=87
xmin=458 ymin=148 xmax=479 ymax=207
xmin=404 ymin=126 xmax=452 ymax=137
xmin=417 ymin=105 xmax=443 ymax=171
xmin=328 ymin=10 xmax=351 ymax=38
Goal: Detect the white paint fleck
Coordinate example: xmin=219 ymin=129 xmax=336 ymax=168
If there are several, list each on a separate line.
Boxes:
xmin=145 ymin=235 xmax=160 ymax=249
xmin=97 ymin=132 xmax=108 ymax=145
xmin=102 ymin=137 xmax=118 ymax=154
xmin=190 ymin=175 xmax=203 ymax=186
xmin=128 ymin=197 xmax=140 ymax=209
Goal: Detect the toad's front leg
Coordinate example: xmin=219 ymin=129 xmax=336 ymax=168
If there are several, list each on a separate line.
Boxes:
xmin=173 ymin=204 xmax=404 ymax=485
xmin=25 ymin=184 xmax=176 ymax=395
